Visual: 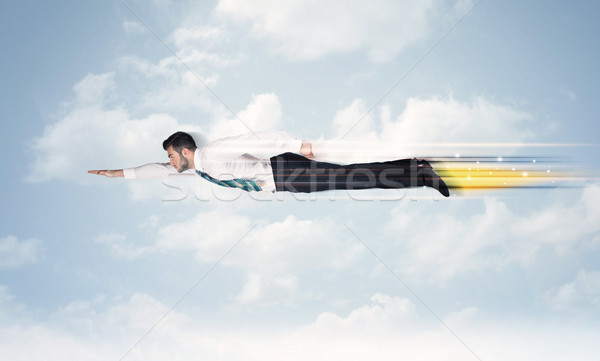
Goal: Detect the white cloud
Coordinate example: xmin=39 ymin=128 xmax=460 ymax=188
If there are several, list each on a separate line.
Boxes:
xmin=0 ymin=236 xmax=44 ymax=269
xmin=90 ymin=210 xmax=364 ymax=305
xmin=122 ymin=20 xmax=145 ymax=34
xmin=443 ymin=306 xmax=483 ymax=329
xmin=97 ymin=183 xmax=600 ymax=292
xmin=0 ymin=285 xmax=23 ymax=321
xmin=208 ymin=93 xmax=284 ymax=139
xmin=334 ymin=95 xmax=534 ymax=143
xmin=27 ymin=16 xmax=255 ymax=187
xmin=28 ymin=68 xmax=280 ymax=191
xmin=306 ymin=293 xmax=417 ymax=335
xmin=169 ymin=25 xmax=227 ymax=48
xmin=72 ymin=72 xmax=116 ymax=107
xmin=156 ymin=212 xmax=363 ymax=305
xmin=543 ymin=269 xmax=600 ymax=311
xmin=513 ymin=185 xmax=600 ymax=256
xmin=155 ymin=211 xmax=251 ymax=259
xmin=116 ymin=54 xmax=224 ymax=115
xmin=331 ymin=99 xmax=379 ymax=141
xmin=1 ymin=290 xmax=599 ymax=361
xmin=380 ymin=95 xmax=535 ymax=144
xmin=215 ymin=0 xmax=461 ymax=62
xmin=54 ymin=292 xmax=190 ymax=337
xmin=94 ymin=233 xmax=155 ymax=260
xmin=27 ymin=72 xmax=196 ymax=184
xmin=381 ymin=184 xmax=600 ymax=282
xmin=236 ymin=272 xmax=297 ymax=305
xmin=0 ymin=292 xmax=192 ymax=361
xmin=138 ymin=215 xmax=161 ymax=229
xmin=317 ymin=95 xmax=535 ymax=163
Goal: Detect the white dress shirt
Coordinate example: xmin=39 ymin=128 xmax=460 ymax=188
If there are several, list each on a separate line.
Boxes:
xmin=123 ymin=132 xmax=303 ymax=192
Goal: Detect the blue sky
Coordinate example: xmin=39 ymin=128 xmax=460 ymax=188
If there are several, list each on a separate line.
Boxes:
xmin=1 ymin=0 xmax=599 ymax=360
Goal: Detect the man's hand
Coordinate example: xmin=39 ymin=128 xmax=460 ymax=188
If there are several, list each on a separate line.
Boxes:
xmin=88 ymin=169 xmax=124 ymax=178
xmin=300 ymin=140 xmax=314 ymax=159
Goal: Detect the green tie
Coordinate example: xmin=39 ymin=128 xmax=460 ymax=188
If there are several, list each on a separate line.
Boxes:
xmin=195 ymin=170 xmax=261 ymax=192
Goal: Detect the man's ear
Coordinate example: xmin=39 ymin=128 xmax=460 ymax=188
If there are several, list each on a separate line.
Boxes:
xmin=181 ymin=148 xmax=192 ymax=158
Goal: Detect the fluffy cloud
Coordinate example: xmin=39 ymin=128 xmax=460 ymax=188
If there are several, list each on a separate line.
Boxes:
xmin=156 ymin=212 xmax=363 ymax=305
xmin=27 ymin=72 xmax=196 ymax=185
xmin=0 ymin=285 xmax=25 ymax=321
xmin=514 ymin=185 xmax=600 ymax=256
xmin=0 ymin=236 xmax=44 ymax=269
xmin=306 ymin=293 xmax=417 ymax=334
xmin=90 ymin=211 xmax=362 ymax=305
xmin=155 ymin=211 xmax=252 ymax=259
xmin=543 ymin=269 xmax=600 ymax=311
xmin=383 ymin=184 xmax=600 ymax=282
xmin=380 ymin=95 xmax=536 ymax=144
xmin=28 ymin=65 xmax=283 ymax=190
xmin=2 ymin=290 xmax=599 ymax=361
xmin=208 ymin=93 xmax=284 ymax=139
xmin=331 ymin=99 xmax=379 ymax=142
xmin=333 ymin=95 xmax=534 ymax=142
xmin=316 ymin=95 xmax=535 ymax=163
xmin=27 ymin=18 xmax=258 ymax=187
xmin=93 ymin=233 xmax=155 ymax=260
xmin=0 ymin=292 xmax=192 ymax=361
xmin=215 ymin=0 xmax=464 ymax=62
xmin=169 ymin=24 xmax=227 ymax=49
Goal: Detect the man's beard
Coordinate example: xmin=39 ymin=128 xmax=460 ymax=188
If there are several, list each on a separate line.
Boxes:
xmin=177 ymin=156 xmax=190 ymax=173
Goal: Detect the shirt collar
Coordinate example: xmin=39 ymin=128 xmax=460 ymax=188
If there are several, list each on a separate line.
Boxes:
xmin=193 ymin=148 xmax=202 ymax=171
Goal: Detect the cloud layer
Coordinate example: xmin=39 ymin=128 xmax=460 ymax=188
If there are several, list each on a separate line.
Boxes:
xmin=0 ymin=236 xmax=44 ymax=269
xmin=1 ymin=288 xmax=599 ymax=361
xmin=383 ymin=185 xmax=600 ymax=282
xmin=216 ymin=0 xmax=464 ymax=62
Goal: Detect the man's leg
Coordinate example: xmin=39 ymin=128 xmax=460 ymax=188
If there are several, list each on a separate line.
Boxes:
xmin=270 ymin=153 xmax=449 ymax=196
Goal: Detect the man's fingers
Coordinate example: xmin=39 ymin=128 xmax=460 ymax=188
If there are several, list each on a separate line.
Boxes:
xmin=88 ymin=170 xmax=106 ymax=176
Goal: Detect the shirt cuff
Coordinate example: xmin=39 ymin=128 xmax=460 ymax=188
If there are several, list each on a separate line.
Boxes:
xmin=123 ymin=168 xmax=136 ymax=179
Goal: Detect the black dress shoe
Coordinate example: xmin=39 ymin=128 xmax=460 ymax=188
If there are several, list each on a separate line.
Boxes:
xmin=417 ymin=160 xmax=450 ymax=197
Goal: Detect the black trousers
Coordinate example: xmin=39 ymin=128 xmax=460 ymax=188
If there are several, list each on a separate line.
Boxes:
xmin=270 ymin=152 xmax=426 ymax=193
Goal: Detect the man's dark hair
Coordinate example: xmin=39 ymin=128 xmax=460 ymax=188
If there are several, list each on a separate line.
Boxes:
xmin=163 ymin=131 xmax=198 ymax=152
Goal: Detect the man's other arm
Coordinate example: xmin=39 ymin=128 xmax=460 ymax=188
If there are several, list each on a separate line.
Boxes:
xmin=206 ymin=132 xmax=313 ymax=159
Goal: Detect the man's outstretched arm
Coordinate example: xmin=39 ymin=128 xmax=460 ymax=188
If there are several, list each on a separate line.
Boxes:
xmin=89 ymin=163 xmax=180 ymax=179
xmin=88 ymin=169 xmax=124 ymax=177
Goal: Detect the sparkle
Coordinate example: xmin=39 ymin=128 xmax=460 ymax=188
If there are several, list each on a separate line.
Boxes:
xmin=547 ymin=169 xmax=551 ymax=173
xmin=489 ymin=171 xmax=493 ymax=175
xmin=512 ymin=167 xmax=516 ymax=171
xmin=533 ymin=159 xmax=536 ymax=163
xmin=455 ymin=153 xmax=460 ymax=158
xmin=523 ymin=172 xmax=528 ymax=177
xmin=497 ymin=157 xmax=503 ymax=162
